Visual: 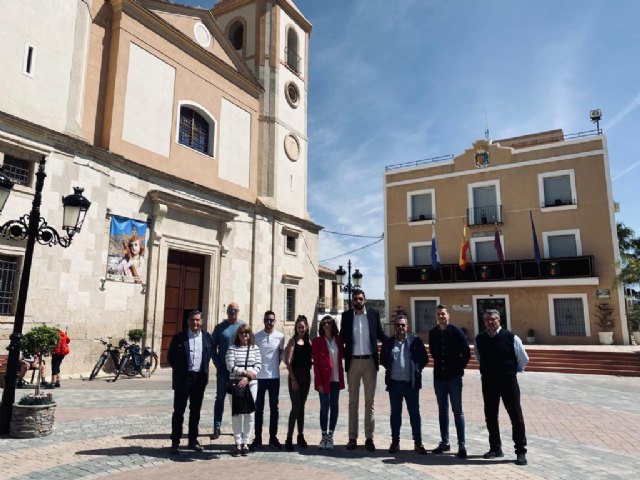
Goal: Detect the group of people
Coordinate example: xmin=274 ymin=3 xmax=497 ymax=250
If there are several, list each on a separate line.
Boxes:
xmin=168 ymin=292 xmax=529 ymax=466
xmin=17 ymin=328 xmax=71 ymax=389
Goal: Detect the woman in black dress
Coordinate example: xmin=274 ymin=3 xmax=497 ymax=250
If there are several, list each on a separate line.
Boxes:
xmin=284 ymin=314 xmax=312 ymax=451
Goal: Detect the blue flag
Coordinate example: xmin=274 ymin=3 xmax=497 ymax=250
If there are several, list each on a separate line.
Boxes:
xmin=530 ymin=211 xmax=541 ymax=265
xmin=431 ymin=224 xmax=440 ymax=270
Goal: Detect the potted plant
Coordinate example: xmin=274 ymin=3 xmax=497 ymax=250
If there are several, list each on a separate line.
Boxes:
xmin=526 ymin=328 xmax=536 ymax=343
xmin=10 ymin=324 xmax=60 ymax=438
xmin=595 ymin=303 xmax=616 ymax=345
xmin=627 ymin=304 xmax=640 ymax=345
xmin=128 ymin=328 xmax=145 ymax=344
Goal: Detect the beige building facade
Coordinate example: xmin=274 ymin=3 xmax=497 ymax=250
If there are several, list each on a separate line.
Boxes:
xmin=0 ymin=0 xmax=320 ymax=373
xmin=385 ymin=129 xmax=629 ymax=345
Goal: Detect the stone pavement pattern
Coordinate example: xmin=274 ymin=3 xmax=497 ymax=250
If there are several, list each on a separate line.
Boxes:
xmin=1 ymin=367 xmax=640 ymax=480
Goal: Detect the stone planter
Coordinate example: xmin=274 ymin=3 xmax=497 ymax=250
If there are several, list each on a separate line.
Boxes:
xmin=10 ymin=403 xmax=56 ymax=438
xmin=632 ymin=331 xmax=640 ymax=345
xmin=597 ymin=331 xmax=614 ymax=345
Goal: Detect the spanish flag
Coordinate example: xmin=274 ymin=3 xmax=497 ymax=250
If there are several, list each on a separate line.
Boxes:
xmin=459 ymin=223 xmax=471 ymax=270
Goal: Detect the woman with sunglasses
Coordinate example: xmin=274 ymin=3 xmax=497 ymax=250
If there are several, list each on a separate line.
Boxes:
xmin=226 ymin=326 xmax=261 ymax=456
xmin=312 ymin=315 xmax=345 ymax=450
xmin=284 ymin=315 xmax=312 ymax=451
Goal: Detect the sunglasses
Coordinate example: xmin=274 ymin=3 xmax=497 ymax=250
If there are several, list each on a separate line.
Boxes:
xmin=322 ymin=322 xmax=332 ymax=326
xmin=228 ymin=308 xmax=239 ymax=313
xmin=239 ymin=331 xmax=250 ymax=335
xmin=264 ymin=318 xmax=275 ymax=323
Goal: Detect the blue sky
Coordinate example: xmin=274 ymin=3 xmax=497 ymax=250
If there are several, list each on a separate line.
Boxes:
xmin=193 ymin=0 xmax=640 ymax=299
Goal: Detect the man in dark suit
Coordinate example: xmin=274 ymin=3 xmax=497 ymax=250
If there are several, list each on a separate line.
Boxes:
xmin=168 ymin=309 xmax=213 ymax=455
xmin=340 ymin=289 xmax=387 ymax=452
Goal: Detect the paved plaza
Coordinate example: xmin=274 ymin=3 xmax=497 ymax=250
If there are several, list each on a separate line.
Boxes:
xmin=1 ymin=366 xmax=639 ymax=480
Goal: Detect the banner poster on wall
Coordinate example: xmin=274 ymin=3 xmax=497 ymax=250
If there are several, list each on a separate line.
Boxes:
xmin=106 ymin=215 xmax=148 ymax=283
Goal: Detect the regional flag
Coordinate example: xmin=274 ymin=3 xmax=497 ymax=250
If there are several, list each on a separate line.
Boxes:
xmin=431 ymin=224 xmax=440 ymax=271
xmin=494 ymin=226 xmax=504 ymax=262
xmin=459 ymin=223 xmax=470 ymax=270
xmin=530 ymin=211 xmax=541 ymax=265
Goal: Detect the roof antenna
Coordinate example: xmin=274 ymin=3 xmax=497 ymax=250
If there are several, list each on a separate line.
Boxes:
xmin=484 ymin=110 xmax=490 ymax=142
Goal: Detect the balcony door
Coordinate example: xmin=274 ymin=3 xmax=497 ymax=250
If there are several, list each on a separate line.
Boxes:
xmin=474 ymin=295 xmax=509 ymax=335
xmin=472 ymin=185 xmax=498 ymax=225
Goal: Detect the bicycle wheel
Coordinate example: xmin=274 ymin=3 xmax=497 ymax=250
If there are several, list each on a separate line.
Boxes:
xmin=89 ymin=353 xmax=108 ymax=380
xmin=140 ymin=353 xmax=158 ymax=378
xmin=113 ymin=354 xmax=130 ymax=381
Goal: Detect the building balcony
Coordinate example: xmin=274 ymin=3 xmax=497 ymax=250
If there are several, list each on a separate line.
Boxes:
xmin=396 ymin=255 xmax=596 ymax=286
xmin=317 ymin=296 xmax=339 ymax=311
xmin=467 ymin=205 xmax=503 ymax=226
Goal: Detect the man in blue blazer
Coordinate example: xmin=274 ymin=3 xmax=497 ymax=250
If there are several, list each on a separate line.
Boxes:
xmin=168 ymin=309 xmax=213 ymax=454
xmin=339 ymin=289 xmax=387 ymax=452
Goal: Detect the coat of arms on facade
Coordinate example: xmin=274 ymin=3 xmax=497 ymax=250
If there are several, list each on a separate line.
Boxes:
xmin=475 ymin=148 xmax=489 ymax=168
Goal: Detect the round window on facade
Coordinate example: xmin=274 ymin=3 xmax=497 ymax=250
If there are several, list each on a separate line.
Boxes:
xmin=285 ymin=81 xmax=300 ymax=108
xmin=194 ymin=22 xmax=212 ymax=48
xmin=284 ymin=134 xmax=300 ymax=161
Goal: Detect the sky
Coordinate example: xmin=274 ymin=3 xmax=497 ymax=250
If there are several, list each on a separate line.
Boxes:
xmin=188 ymin=0 xmax=640 ymax=300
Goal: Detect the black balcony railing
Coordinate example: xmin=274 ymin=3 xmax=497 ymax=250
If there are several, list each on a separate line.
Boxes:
xmin=541 ymin=198 xmax=576 ymax=208
xmin=467 ymin=205 xmax=503 ymax=226
xmin=409 ymin=213 xmax=434 ymax=222
xmin=396 ymin=255 xmax=595 ymax=285
xmin=285 ymin=47 xmax=301 ymax=74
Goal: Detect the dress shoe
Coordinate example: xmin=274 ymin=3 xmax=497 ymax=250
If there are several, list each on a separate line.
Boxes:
xmin=285 ymin=437 xmax=294 ymax=451
xmin=483 ymin=449 xmax=504 ymax=459
xmin=388 ymin=442 xmax=400 ymax=454
xmin=297 ymin=433 xmax=308 ymax=448
xmin=432 ymin=443 xmax=450 ymax=454
xmin=169 ymin=442 xmax=179 ymax=455
xmin=345 ymin=439 xmax=357 ymax=450
xmin=456 ymin=447 xmax=468 ymax=459
xmin=250 ymin=438 xmax=263 ymax=450
xmin=365 ymin=438 xmax=376 ymax=452
xmin=414 ymin=443 xmax=428 ymax=455
xmin=54 ymin=381 xmax=61 ymax=388
xmin=269 ymin=436 xmax=282 ymax=449
xmin=231 ymin=445 xmax=241 ymax=457
xmin=210 ymin=428 xmax=221 ymax=440
xmin=241 ymin=444 xmax=249 ymax=456
xmin=516 ymin=453 xmax=528 ymax=465
xmin=187 ymin=441 xmax=203 ymax=452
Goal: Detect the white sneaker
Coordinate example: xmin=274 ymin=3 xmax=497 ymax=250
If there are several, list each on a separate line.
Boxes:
xmin=325 ymin=433 xmax=334 ymax=450
xmin=318 ymin=434 xmax=327 ymax=449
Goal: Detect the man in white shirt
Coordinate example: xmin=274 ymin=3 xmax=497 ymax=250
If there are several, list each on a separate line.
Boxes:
xmin=167 ymin=310 xmax=213 ymax=455
xmin=340 ymin=289 xmax=387 ymax=452
xmin=251 ymin=310 xmax=285 ymax=449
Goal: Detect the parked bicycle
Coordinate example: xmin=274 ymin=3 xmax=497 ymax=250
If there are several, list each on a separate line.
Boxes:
xmin=113 ymin=340 xmax=158 ymax=381
xmin=89 ymin=338 xmax=126 ymax=380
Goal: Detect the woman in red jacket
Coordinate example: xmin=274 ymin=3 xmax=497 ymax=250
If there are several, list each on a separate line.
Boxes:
xmin=312 ymin=315 xmax=345 ymax=450
xmin=49 ymin=328 xmax=70 ymax=388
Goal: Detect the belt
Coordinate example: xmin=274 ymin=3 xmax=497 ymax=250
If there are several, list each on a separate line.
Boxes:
xmin=351 ymin=355 xmax=372 ymax=359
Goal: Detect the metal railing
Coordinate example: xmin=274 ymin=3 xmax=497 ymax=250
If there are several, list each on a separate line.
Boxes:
xmin=467 ymin=205 xmax=502 ymax=226
xmin=285 ymin=47 xmax=301 ymax=75
xmin=541 ymin=198 xmax=576 ymax=208
xmin=385 ymin=154 xmax=454 ymax=172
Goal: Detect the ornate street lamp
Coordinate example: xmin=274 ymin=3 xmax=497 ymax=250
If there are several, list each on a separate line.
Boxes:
xmin=0 ymin=157 xmax=91 ymax=434
xmin=336 ymin=259 xmax=363 ymax=310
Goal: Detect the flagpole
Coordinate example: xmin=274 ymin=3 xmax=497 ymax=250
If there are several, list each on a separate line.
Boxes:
xmin=496 ymin=223 xmax=506 ymax=279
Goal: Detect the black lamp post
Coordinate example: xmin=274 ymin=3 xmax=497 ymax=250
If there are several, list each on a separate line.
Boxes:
xmin=0 ymin=157 xmax=91 ymax=434
xmin=335 ymin=259 xmax=363 ymax=310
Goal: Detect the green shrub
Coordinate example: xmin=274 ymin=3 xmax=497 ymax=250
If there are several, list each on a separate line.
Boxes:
xmin=18 ymin=393 xmax=55 ymax=406
xmin=21 ymin=325 xmax=60 ymax=358
xmin=128 ymin=329 xmax=145 ymax=343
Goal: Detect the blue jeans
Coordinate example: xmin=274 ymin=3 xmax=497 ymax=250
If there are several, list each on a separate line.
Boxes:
xmin=214 ymin=369 xmax=229 ymax=430
xmin=433 ymin=375 xmax=465 ymax=447
xmin=388 ymin=380 xmax=421 ymax=444
xmin=254 ymin=378 xmax=280 ymax=439
xmin=319 ymin=381 xmax=340 ymax=433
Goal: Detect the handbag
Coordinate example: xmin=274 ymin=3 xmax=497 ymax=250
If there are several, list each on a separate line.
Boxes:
xmin=226 ymin=347 xmax=250 ymax=395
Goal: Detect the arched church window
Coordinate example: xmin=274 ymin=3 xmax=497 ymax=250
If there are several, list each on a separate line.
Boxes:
xmin=286 ymin=27 xmax=300 ymax=74
xmin=229 ymin=21 xmax=244 ymax=51
xmin=178 ymin=106 xmax=213 ymax=156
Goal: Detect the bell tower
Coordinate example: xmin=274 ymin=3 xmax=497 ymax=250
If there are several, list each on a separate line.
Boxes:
xmin=212 ymin=0 xmax=312 ymax=220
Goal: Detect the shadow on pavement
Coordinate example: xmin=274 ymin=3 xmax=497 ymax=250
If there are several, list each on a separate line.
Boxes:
xmin=76 ymin=445 xmax=220 ymax=461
